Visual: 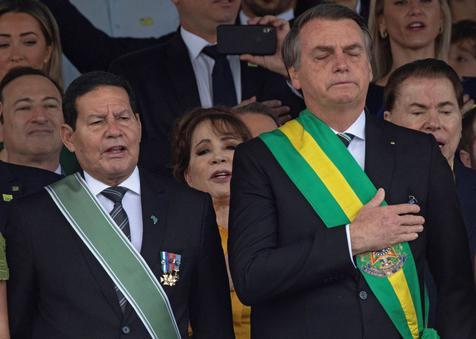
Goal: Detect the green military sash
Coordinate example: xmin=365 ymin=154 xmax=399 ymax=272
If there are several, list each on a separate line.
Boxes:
xmin=46 ymin=173 xmax=181 ymax=339
xmin=260 ymin=109 xmax=438 ymax=339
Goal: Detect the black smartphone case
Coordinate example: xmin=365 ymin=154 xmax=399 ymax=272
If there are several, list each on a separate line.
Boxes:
xmin=217 ymin=25 xmax=277 ymax=55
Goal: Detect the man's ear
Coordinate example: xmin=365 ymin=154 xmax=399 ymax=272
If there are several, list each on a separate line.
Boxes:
xmin=459 ymin=149 xmax=472 ymax=168
xmin=383 ymin=110 xmax=392 ymax=122
xmin=288 ymin=66 xmax=302 ymax=90
xmin=61 ymin=124 xmax=76 ymax=153
xmin=134 ymin=112 xmax=142 ymax=136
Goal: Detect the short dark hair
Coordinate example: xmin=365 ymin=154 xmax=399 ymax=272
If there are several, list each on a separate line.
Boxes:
xmin=0 ymin=67 xmax=62 ymax=123
xmin=171 ymin=106 xmax=252 ymax=183
xmin=451 ymin=20 xmax=476 ymax=46
xmin=282 ymin=3 xmax=371 ymax=70
xmin=460 ymin=106 xmax=476 ymax=152
xmin=232 ymin=102 xmax=279 ymax=126
xmin=63 ymin=71 xmax=137 ymax=129
xmin=384 ymin=59 xmax=464 ymax=112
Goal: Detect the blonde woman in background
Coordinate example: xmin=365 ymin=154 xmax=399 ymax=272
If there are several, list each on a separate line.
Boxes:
xmin=0 ymin=0 xmax=62 ymax=161
xmin=365 ymin=0 xmax=452 ymax=117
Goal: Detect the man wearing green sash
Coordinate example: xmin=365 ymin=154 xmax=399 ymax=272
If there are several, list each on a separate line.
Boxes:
xmin=229 ymin=4 xmax=476 ymax=339
xmin=6 ymin=71 xmax=234 ymax=338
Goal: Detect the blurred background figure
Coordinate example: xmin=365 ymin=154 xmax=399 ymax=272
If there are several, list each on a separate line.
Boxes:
xmin=383 ymin=58 xmax=476 ymax=280
xmin=40 ymin=0 xmax=180 ymax=86
xmin=448 ymin=0 xmax=476 ymax=23
xmin=0 ymin=0 xmax=62 ymax=160
xmin=366 ymin=0 xmax=452 ymax=117
xmin=109 ymin=0 xmax=303 ymax=174
xmin=240 ymin=0 xmax=296 ymax=23
xmin=460 ymin=106 xmax=476 ymax=170
xmin=449 ymin=19 xmax=476 ymax=105
xmin=171 ymin=107 xmax=252 ymax=339
xmin=0 ymin=0 xmax=62 ymax=84
xmin=449 ymin=20 xmax=476 ymax=78
xmin=0 ymin=67 xmax=63 ymax=173
xmin=233 ymin=102 xmax=279 ymax=137
xmin=0 ymin=0 xmax=78 ymax=173
xmin=294 ymin=0 xmax=370 ymax=21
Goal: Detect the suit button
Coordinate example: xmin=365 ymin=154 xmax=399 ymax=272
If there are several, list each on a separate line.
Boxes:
xmin=121 ymin=326 xmax=131 ymax=335
xmin=359 ymin=290 xmax=368 ymax=300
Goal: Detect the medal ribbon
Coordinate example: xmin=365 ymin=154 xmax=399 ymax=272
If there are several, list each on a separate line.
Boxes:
xmin=260 ymin=109 xmax=437 ymax=339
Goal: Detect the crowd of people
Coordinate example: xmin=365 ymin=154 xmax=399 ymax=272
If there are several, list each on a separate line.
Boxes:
xmin=0 ymin=0 xmax=475 ymax=338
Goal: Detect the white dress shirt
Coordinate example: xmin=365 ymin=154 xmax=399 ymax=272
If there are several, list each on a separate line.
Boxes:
xmin=329 ymin=111 xmax=366 ymax=265
xmin=181 ymin=27 xmax=242 ymax=107
xmin=54 ymin=164 xmax=62 ymax=175
xmin=84 ymin=167 xmax=143 ymax=252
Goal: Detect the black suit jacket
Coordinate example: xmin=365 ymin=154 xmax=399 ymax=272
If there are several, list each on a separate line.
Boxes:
xmin=109 ymin=32 xmax=304 ymax=173
xmin=0 ymin=161 xmax=62 ymax=233
xmin=455 ymin=159 xmax=476 ymax=256
xmin=228 ymin=115 xmax=476 ymax=338
xmin=6 ymin=169 xmax=234 ymax=339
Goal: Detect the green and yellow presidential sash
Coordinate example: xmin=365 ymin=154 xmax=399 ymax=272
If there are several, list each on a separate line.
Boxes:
xmin=46 ymin=173 xmax=181 ymax=339
xmin=260 ymin=109 xmax=438 ymax=339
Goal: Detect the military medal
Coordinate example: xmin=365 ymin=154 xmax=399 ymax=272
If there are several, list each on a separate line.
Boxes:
xmin=160 ymin=251 xmax=181 ymax=286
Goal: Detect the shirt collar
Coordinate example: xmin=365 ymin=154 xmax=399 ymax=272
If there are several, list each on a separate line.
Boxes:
xmin=54 ymin=164 xmax=62 ymax=175
xmin=84 ymin=167 xmax=141 ymax=197
xmin=330 ymin=111 xmax=366 ymax=141
xmin=180 ymin=26 xmax=213 ymax=60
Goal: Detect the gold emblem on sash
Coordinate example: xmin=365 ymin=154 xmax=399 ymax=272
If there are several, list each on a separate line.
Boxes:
xmin=361 ymin=245 xmax=407 ymax=277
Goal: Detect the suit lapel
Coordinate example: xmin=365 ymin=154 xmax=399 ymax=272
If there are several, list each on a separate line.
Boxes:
xmin=139 ymin=170 xmax=168 ymax=266
xmin=75 ymin=227 xmax=124 ymax=318
xmin=364 ymin=115 xmax=396 ymax=193
xmin=166 ymin=33 xmax=201 ymax=115
xmin=124 ymin=170 xmax=169 ymax=319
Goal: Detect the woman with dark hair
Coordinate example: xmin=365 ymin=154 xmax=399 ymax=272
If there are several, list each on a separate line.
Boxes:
xmin=172 ymin=107 xmax=252 ymax=339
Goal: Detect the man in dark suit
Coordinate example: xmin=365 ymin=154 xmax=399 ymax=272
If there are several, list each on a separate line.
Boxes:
xmin=228 ymin=4 xmax=476 ymax=338
xmin=0 ymin=161 xmax=61 ymax=234
xmin=108 ymin=0 xmax=304 ymax=173
xmin=6 ymin=71 xmax=233 ymax=338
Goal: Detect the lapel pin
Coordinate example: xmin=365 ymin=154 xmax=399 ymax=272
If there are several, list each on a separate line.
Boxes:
xmin=2 ymin=194 xmax=13 ymax=202
xmin=150 ymin=215 xmax=158 ymax=225
xmin=390 ymin=141 xmax=396 ymax=145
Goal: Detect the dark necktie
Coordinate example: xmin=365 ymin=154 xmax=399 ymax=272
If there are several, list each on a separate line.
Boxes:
xmin=101 ymin=186 xmax=130 ymax=313
xmin=337 ymin=132 xmax=354 ymax=148
xmin=202 ymin=45 xmax=238 ymax=107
